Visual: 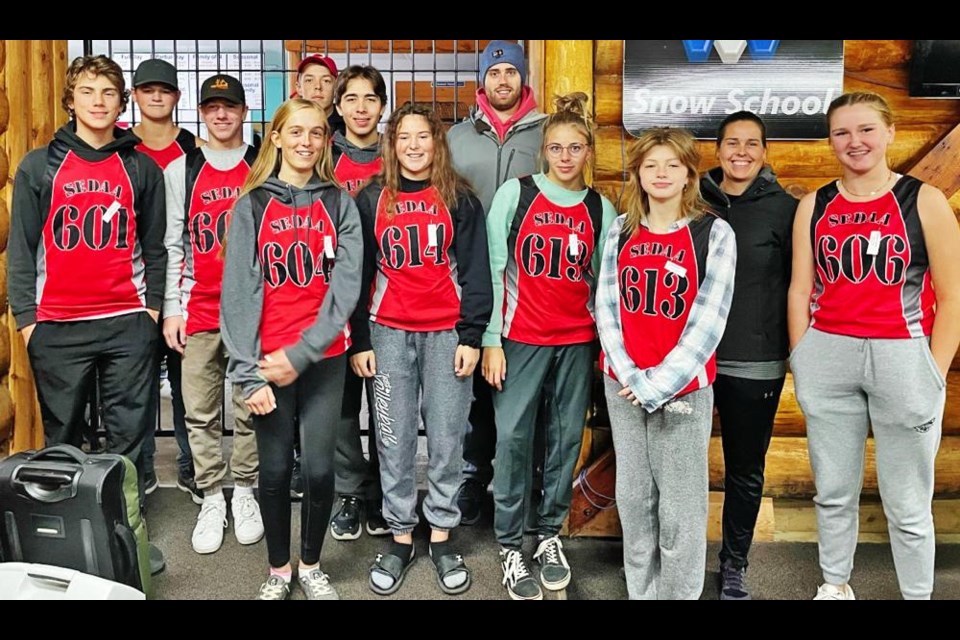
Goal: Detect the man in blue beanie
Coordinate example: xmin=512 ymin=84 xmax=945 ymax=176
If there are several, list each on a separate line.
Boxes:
xmin=448 ymin=41 xmax=547 ymax=534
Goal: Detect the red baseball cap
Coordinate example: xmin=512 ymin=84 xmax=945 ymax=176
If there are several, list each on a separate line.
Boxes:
xmin=297 ymin=54 xmax=338 ymax=78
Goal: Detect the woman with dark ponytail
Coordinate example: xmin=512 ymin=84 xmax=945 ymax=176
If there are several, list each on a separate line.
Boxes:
xmin=482 ymin=92 xmax=617 ymax=600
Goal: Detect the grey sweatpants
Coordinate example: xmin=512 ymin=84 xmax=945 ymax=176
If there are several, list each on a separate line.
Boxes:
xmin=492 ymin=339 xmax=592 ymax=548
xmin=791 ymin=327 xmax=945 ymax=600
xmin=605 ymin=376 xmax=713 ymax=600
xmin=368 ymin=323 xmax=474 ymax=535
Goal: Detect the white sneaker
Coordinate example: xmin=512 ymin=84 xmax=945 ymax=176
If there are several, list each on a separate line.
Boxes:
xmin=814 ymin=583 xmax=856 ymax=600
xmin=232 ymin=493 xmax=265 ymax=545
xmin=192 ymin=499 xmax=228 ymax=554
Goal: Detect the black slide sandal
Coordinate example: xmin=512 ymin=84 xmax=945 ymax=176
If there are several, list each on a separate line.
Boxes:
xmin=429 ymin=546 xmax=472 ymax=595
xmin=369 ymin=546 xmax=417 ymax=596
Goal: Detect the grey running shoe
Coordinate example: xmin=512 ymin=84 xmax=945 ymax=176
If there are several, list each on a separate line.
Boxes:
xmin=256 ymin=575 xmax=291 ymax=600
xmin=298 ymin=567 xmax=339 ymax=600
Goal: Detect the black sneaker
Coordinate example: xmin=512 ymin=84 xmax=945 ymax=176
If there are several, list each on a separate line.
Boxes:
xmin=290 ymin=457 xmax=304 ymax=500
xmin=365 ymin=504 xmax=391 ymax=536
xmin=499 ymin=548 xmax=542 ymax=600
xmin=457 ymin=479 xmax=486 ymax=526
xmin=533 ymin=535 xmax=571 ymax=591
xmin=719 ymin=560 xmax=751 ymax=600
xmin=176 ymin=474 xmax=203 ymax=506
xmin=330 ymin=496 xmax=362 ymax=540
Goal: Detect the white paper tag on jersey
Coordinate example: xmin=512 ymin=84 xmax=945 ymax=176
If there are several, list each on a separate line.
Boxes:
xmin=427 ymin=224 xmax=438 ymax=248
xmin=665 ymin=260 xmax=687 ymax=278
xmin=568 ymin=233 xmax=579 ymax=257
xmin=102 ymin=201 xmax=121 ymax=223
xmin=323 ymin=235 xmax=335 ymax=259
xmin=867 ymin=230 xmax=881 ymax=256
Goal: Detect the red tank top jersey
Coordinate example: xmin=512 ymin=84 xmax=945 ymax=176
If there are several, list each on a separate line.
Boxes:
xmin=810 ymin=176 xmax=934 ymax=338
xmin=256 ymin=195 xmax=349 ymax=357
xmin=182 ymin=154 xmax=253 ymax=335
xmin=502 ymin=178 xmax=602 ymax=345
xmin=334 ymin=153 xmax=382 ymax=198
xmin=135 ymin=129 xmax=196 ymax=170
xmin=368 ymin=187 xmax=461 ymax=332
xmin=601 ymin=217 xmax=717 ymax=397
xmin=38 ymin=151 xmax=145 ymax=322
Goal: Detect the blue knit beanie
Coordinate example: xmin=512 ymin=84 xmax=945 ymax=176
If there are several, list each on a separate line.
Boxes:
xmin=480 ymin=40 xmax=526 ymax=85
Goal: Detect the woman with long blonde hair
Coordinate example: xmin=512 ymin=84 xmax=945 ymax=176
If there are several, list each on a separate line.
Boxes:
xmin=596 ymin=127 xmax=736 ymax=599
xmin=348 ymin=102 xmax=492 ymax=596
xmin=220 ymin=98 xmax=362 ymax=600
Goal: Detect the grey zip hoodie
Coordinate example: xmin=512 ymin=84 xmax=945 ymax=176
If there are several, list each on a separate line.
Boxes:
xmin=220 ymin=174 xmax=363 ymax=399
xmin=447 ymin=105 xmax=546 ymax=215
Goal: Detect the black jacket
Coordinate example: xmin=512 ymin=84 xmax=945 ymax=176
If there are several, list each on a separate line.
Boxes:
xmin=700 ymin=166 xmax=797 ymax=362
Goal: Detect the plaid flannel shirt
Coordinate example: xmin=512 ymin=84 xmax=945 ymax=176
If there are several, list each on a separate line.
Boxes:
xmin=596 ymin=214 xmax=737 ymax=413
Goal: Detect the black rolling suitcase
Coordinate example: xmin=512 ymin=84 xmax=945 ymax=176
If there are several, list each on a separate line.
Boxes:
xmin=0 ymin=444 xmax=152 ymax=597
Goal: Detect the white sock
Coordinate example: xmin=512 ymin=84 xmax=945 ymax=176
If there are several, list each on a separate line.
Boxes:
xmin=233 ymin=485 xmax=254 ymax=498
xmin=299 ymin=562 xmax=319 ymax=575
xmin=203 ymin=490 xmax=225 ymax=504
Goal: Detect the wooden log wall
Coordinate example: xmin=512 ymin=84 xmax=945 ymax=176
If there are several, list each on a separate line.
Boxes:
xmin=589 ymin=39 xmax=960 ymax=503
xmin=1 ymin=41 xmax=67 ymax=456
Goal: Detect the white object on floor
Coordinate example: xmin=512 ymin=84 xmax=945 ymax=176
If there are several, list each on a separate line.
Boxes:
xmin=0 ymin=563 xmax=145 ymax=600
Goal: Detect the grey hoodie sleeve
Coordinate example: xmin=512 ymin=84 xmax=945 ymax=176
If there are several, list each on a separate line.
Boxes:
xmin=284 ymin=190 xmax=363 ymax=373
xmin=8 ymin=150 xmax=46 ymax=329
xmin=220 ymin=194 xmax=268 ymax=399
xmin=162 ymin=155 xmax=187 ymax=319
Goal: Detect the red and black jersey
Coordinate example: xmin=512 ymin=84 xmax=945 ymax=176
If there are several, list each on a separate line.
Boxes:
xmin=180 ymin=146 xmax=258 ymax=335
xmin=349 ymin=177 xmax=492 ymax=352
xmin=502 ymin=175 xmax=603 ymax=346
xmin=810 ymin=176 xmax=934 ymax=339
xmin=249 ymin=187 xmax=349 ymax=357
xmin=333 ymin=152 xmax=382 ymax=198
xmin=38 ymin=152 xmax=141 ymax=321
xmin=368 ymin=185 xmax=461 ymax=332
xmin=8 ymin=124 xmax=166 ymax=329
xmin=602 ymin=215 xmax=718 ymax=397
xmin=136 ymin=128 xmax=197 ymax=170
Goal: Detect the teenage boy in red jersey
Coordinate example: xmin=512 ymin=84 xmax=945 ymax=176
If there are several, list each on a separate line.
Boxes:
xmin=163 ymin=74 xmax=263 ymax=556
xmin=294 ymin=54 xmax=345 ymax=136
xmin=328 ymin=64 xmax=390 ymax=541
xmin=130 ymin=57 xmax=203 ymax=501
xmin=10 ymin=55 xmax=166 ymax=493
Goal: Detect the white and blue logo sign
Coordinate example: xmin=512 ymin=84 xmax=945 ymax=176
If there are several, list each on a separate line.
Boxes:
xmin=623 ymin=40 xmax=844 ymax=139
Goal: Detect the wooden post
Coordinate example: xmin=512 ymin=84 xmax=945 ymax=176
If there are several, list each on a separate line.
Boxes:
xmin=542 ymin=41 xmax=593 ymax=109
xmin=3 ymin=40 xmax=66 ymax=454
xmin=541 ymin=40 xmax=594 ymax=186
xmin=29 ymin=40 xmax=54 ymax=148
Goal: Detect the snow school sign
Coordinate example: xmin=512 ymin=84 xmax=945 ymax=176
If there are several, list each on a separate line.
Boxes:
xmin=622 ymin=40 xmax=844 ymax=139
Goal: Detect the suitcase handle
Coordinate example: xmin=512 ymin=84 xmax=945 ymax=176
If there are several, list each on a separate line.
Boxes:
xmin=26 ymin=564 xmax=77 ymax=587
xmin=15 ymin=468 xmax=76 ymax=488
xmin=27 ymin=444 xmax=88 ymax=465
